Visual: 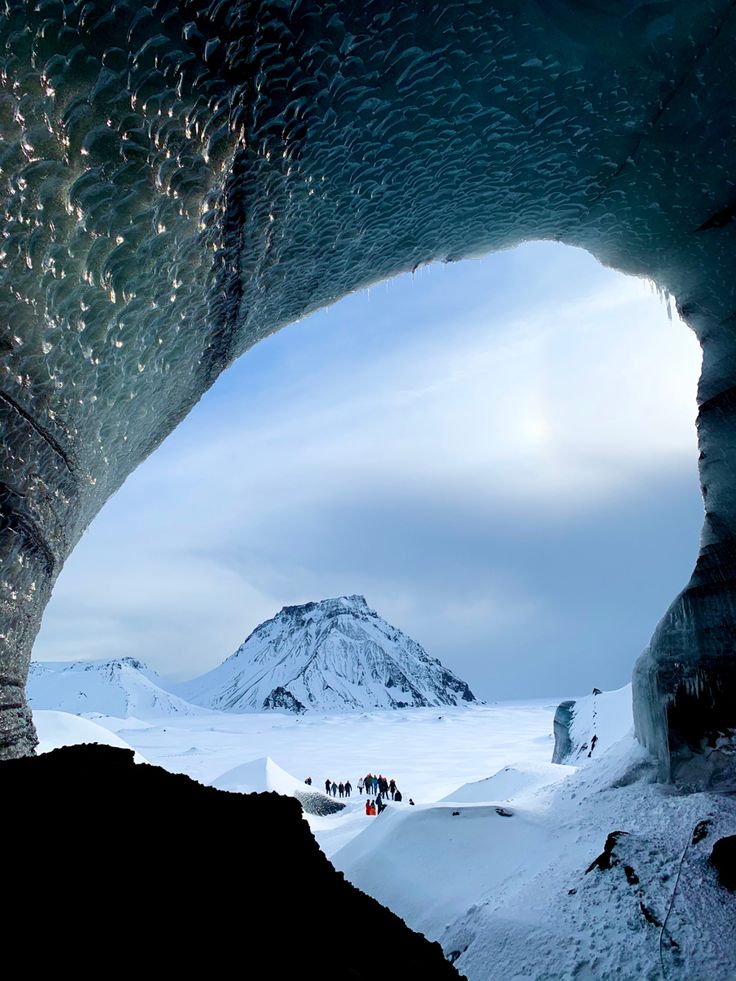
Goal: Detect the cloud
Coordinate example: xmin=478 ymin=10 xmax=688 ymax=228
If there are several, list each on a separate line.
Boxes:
xmin=132 ymin=256 xmax=700 ymax=518
xmin=34 ymin=242 xmax=704 ymax=696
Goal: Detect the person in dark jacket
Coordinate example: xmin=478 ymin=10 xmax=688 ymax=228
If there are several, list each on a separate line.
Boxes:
xmin=338 ymin=782 xmax=345 ymax=798
xmin=408 ymin=798 xmax=415 ymax=806
xmin=394 ymin=789 xmax=402 ymax=802
xmin=389 ymin=778 xmax=396 ymax=799
xmin=305 ymin=777 xmax=312 ymax=786
xmin=331 ymin=781 xmax=338 ymax=797
xmin=345 ymin=780 xmax=352 ymax=797
xmin=325 ymin=778 xmax=331 ymax=794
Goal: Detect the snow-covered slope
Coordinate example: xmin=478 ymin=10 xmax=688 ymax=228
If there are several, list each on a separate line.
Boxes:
xmin=79 ymin=701 xmax=736 ymax=979
xmin=552 ymin=684 xmax=633 ymax=765
xmin=334 ymin=740 xmax=736 ymax=980
xmin=178 ymin=595 xmax=477 ymax=713
xmin=33 ymin=710 xmax=149 ymax=762
xmin=441 ymin=760 xmax=574 ymax=804
xmin=28 ymin=657 xmax=204 ymax=718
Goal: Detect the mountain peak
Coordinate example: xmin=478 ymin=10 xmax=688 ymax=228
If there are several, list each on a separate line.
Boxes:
xmin=180 ymin=597 xmax=477 ymax=714
xmin=115 ymin=656 xmax=151 ymax=672
xmin=279 ymin=595 xmax=370 ymax=618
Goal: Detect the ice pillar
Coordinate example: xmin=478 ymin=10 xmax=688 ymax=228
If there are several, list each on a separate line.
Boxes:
xmin=634 ymin=319 xmax=736 ymax=789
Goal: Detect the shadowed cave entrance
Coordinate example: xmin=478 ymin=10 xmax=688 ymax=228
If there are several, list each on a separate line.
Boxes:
xmin=0 ymin=1 xmax=735 ymax=790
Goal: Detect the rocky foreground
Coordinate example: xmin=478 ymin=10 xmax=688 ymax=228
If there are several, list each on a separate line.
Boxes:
xmin=3 ymin=743 xmax=461 ymax=978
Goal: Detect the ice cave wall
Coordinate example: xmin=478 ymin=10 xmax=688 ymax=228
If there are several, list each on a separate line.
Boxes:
xmin=0 ymin=0 xmax=734 ymax=787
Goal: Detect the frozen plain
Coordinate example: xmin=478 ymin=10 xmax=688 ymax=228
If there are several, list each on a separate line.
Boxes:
xmin=35 ymin=697 xmax=736 ymax=980
xmin=74 ymin=700 xmax=560 ymax=806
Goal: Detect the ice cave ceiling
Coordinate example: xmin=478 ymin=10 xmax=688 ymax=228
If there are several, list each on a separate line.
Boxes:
xmin=0 ymin=0 xmax=734 ymax=787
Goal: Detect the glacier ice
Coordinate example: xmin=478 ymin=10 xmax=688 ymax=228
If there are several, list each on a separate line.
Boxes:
xmin=0 ymin=2 xmax=734 ymax=786
xmin=551 ymin=685 xmax=634 ymax=766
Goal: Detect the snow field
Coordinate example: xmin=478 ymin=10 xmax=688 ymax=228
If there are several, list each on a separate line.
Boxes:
xmin=31 ymin=695 xmax=736 ymax=980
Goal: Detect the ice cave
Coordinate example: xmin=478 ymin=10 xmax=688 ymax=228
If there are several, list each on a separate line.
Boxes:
xmin=0 ymin=1 xmax=734 ymax=792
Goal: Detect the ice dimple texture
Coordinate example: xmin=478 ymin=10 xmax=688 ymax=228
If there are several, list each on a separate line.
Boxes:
xmin=0 ymin=2 xmax=735 ymax=781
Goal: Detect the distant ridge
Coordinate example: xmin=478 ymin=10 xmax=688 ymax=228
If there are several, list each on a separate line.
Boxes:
xmin=28 ymin=656 xmax=203 ymax=718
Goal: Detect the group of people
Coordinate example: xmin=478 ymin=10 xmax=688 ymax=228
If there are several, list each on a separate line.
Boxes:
xmin=321 ymin=778 xmax=353 ymax=798
xmin=359 ymin=772 xmax=406 ymax=816
xmin=305 ymin=771 xmax=414 ymax=815
xmin=358 ymin=773 xmax=401 ymax=800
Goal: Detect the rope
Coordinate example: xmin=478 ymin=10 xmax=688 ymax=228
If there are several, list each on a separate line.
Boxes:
xmin=658 ymin=820 xmax=707 ymax=980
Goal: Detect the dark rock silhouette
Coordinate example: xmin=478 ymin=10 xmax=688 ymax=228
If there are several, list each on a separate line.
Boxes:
xmin=710 ymin=836 xmax=736 ymax=892
xmin=1 ymin=743 xmax=461 ymax=978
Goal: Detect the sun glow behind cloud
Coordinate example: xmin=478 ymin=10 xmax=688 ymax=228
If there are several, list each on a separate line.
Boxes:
xmin=35 ymin=242 xmax=704 ymax=698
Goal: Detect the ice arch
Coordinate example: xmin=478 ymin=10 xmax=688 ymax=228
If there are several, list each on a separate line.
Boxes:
xmin=0 ymin=1 xmax=734 ymax=787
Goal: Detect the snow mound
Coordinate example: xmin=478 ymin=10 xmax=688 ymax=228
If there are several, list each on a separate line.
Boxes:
xmin=441 ymin=761 xmax=574 ymax=804
xmin=28 ymin=657 xmax=205 ymax=719
xmin=334 ymin=801 xmax=555 ymax=937
xmin=86 ymin=715 xmax=155 ymax=732
xmin=212 ymin=755 xmax=307 ymax=795
xmin=33 ymin=710 xmax=148 ymax=763
xmin=178 ymin=595 xmax=476 ymax=713
xmin=210 ymin=756 xmax=343 ymax=815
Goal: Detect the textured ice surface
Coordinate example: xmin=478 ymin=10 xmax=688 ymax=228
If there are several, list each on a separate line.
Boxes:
xmin=0 ymin=2 xmax=735 ymax=782
xmin=178 ymin=594 xmax=476 ymax=712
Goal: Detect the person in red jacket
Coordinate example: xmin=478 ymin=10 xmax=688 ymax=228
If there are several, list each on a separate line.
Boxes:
xmin=365 ymin=799 xmax=372 ymax=816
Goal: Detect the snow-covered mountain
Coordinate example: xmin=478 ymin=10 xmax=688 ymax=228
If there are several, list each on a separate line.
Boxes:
xmin=177 ymin=595 xmax=477 ymax=713
xmin=28 ymin=657 xmax=204 ymax=718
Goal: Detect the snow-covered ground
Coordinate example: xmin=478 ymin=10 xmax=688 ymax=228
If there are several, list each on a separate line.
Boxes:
xmin=33 ymin=710 xmax=149 ymax=763
xmin=333 ymin=734 xmax=736 ymax=979
xmin=90 ymin=700 xmax=558 ymax=805
xmin=33 ymin=697 xmax=736 ymax=980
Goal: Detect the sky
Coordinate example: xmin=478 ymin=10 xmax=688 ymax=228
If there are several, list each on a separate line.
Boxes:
xmin=32 ymin=241 xmax=705 ymax=700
